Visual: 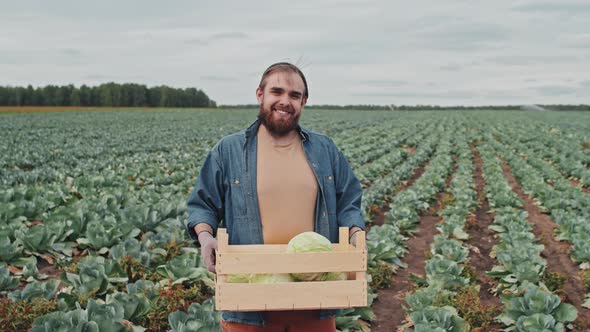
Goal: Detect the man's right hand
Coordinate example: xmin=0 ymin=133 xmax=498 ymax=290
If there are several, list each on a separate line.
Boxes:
xmin=197 ymin=231 xmax=218 ymax=273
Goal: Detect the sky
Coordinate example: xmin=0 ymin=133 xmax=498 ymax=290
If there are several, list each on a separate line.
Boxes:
xmin=1 ymin=0 xmax=589 ymax=106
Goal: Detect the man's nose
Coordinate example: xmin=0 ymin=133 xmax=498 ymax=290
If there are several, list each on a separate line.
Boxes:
xmin=278 ymin=94 xmax=290 ymax=106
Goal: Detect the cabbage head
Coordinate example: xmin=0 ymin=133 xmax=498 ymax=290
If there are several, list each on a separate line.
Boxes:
xmin=226 ymin=274 xmax=252 ymax=283
xmin=287 ymin=232 xmax=332 ymax=253
xmin=287 ymin=232 xmax=345 ymax=281
xmin=226 ymin=273 xmax=294 ymax=283
xmin=251 ymin=273 xmax=294 ymax=283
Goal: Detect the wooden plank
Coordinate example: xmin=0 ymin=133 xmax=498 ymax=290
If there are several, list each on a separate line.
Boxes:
xmin=222 ymin=244 xmax=289 ymax=253
xmin=221 ymin=243 xmax=356 ymax=253
xmin=218 ymin=229 xmax=229 ymax=250
xmin=216 ymin=251 xmax=366 ymax=274
xmin=355 ymin=230 xmax=366 ymax=251
xmin=216 ymin=280 xmax=367 ymax=311
xmin=338 ymin=227 xmax=349 ymax=251
xmin=216 ymin=228 xmax=364 ymax=253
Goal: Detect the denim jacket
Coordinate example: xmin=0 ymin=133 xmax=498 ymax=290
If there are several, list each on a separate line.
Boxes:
xmin=186 ymin=118 xmax=365 ymax=326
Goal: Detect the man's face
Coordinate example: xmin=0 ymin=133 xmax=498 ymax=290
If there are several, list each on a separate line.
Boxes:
xmin=256 ymin=70 xmax=307 ymax=136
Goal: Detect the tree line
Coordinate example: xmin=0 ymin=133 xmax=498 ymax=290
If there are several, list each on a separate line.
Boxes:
xmin=0 ymin=83 xmax=216 ymax=108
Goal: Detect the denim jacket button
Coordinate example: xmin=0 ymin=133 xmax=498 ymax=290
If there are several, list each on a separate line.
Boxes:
xmin=328 ymin=176 xmax=333 ymax=180
xmin=234 ymin=180 xmax=240 ymax=184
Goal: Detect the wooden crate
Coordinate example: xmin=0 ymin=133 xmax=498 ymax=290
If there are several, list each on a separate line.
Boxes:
xmin=215 ymin=227 xmax=367 ymax=311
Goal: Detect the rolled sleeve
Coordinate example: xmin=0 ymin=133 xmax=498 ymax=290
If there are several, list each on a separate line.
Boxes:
xmin=334 ymin=147 xmax=366 ymax=231
xmin=186 ymin=147 xmax=225 ymax=240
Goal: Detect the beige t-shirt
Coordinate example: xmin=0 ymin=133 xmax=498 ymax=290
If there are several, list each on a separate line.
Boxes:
xmin=256 ymin=124 xmax=318 ymax=244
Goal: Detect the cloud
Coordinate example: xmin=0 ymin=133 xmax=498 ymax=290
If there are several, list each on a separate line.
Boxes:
xmin=184 ymin=38 xmax=207 ymax=45
xmin=0 ymin=49 xmax=87 ymax=65
xmin=483 ymin=90 xmax=527 ymax=100
xmin=80 ymin=74 xmax=147 ymax=83
xmin=513 ymin=2 xmax=590 ymax=14
xmin=360 ymin=80 xmax=408 ymax=87
xmin=181 ymin=31 xmax=249 ymax=46
xmin=410 ymin=18 xmax=510 ymax=51
xmin=351 ymin=90 xmax=477 ymax=100
xmin=439 ymin=64 xmax=462 ymax=71
xmin=561 ymin=33 xmax=590 ymax=49
xmin=487 ymin=55 xmax=581 ymax=66
xmin=83 ymin=74 xmax=112 ymax=80
xmin=211 ymin=32 xmax=248 ymax=40
xmin=533 ymin=85 xmax=577 ymax=96
xmin=61 ymin=48 xmax=83 ymax=57
xmin=580 ymin=80 xmax=590 ymax=87
xmin=200 ymin=75 xmax=236 ymax=82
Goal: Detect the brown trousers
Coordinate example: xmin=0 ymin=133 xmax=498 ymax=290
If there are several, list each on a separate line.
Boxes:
xmin=221 ymin=311 xmax=336 ymax=332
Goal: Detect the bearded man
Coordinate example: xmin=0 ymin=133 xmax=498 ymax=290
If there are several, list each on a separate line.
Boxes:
xmin=186 ymin=62 xmax=365 ymax=332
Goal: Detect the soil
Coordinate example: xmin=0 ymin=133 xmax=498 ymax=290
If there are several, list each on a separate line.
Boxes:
xmin=466 ymin=145 xmax=504 ymax=330
xmin=8 ymin=255 xmax=65 ymax=292
xmin=501 ymin=160 xmax=590 ymax=330
xmin=37 ymin=256 xmax=63 ymax=280
xmin=370 ymin=161 xmax=451 ymax=331
xmin=569 ymin=179 xmax=590 ymax=194
xmin=370 ymin=215 xmax=440 ymax=332
xmin=404 ymin=147 xmax=416 ymax=155
xmin=372 ymin=165 xmax=427 ymax=228
xmin=370 ymin=206 xmax=390 ymax=229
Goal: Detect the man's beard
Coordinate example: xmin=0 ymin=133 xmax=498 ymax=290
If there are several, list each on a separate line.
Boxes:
xmin=257 ymin=103 xmax=300 ymax=137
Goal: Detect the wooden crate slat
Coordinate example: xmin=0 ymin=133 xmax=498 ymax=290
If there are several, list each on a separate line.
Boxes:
xmin=216 ymin=251 xmax=366 ymax=274
xmin=220 ymin=243 xmax=354 ymax=253
xmin=216 ymin=280 xmax=367 ymax=311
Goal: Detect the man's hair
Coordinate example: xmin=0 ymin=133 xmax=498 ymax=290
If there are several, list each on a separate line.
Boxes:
xmin=258 ymin=62 xmax=309 ymax=99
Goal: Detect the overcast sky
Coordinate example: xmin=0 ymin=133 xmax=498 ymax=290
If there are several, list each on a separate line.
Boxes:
xmin=1 ymin=0 xmax=589 ymax=106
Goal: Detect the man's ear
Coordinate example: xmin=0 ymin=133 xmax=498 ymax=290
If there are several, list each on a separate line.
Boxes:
xmin=256 ymin=87 xmax=263 ymax=104
xmin=301 ymin=97 xmax=308 ymax=107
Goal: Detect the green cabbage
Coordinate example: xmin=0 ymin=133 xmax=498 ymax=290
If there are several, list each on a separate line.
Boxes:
xmin=287 ymin=232 xmax=332 ymax=253
xmin=320 ymin=272 xmax=347 ymax=281
xmin=226 ymin=274 xmax=252 ymax=283
xmin=287 ymin=232 xmax=346 ymax=281
xmin=251 ymin=273 xmax=294 ymax=283
xmin=226 ymin=273 xmax=294 ymax=283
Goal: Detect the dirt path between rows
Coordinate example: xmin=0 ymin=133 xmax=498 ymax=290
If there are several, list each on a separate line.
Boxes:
xmin=370 ymin=214 xmax=440 ymax=331
xmin=371 ymin=165 xmax=427 ymax=228
xmin=467 ymin=145 xmax=503 ymax=331
xmin=371 ymin=160 xmax=453 ymax=331
xmin=500 ymin=160 xmax=590 ymax=330
xmin=569 ymin=179 xmax=590 ymax=194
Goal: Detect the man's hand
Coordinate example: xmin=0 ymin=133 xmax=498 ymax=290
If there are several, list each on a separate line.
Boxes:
xmin=198 ymin=231 xmax=218 ymax=273
xmin=349 ymin=226 xmax=364 ymax=248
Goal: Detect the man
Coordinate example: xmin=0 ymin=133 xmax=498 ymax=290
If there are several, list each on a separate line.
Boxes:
xmin=186 ymin=62 xmax=365 ymax=331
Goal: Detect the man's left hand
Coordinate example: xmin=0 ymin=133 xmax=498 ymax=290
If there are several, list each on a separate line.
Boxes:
xmin=349 ymin=226 xmax=364 ymax=248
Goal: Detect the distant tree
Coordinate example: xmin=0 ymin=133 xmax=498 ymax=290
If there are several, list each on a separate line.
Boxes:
xmin=70 ymin=88 xmax=81 ymax=106
xmin=79 ymin=84 xmax=90 ymax=106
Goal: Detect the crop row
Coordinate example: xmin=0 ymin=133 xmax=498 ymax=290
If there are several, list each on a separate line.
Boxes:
xmin=479 ymin=142 xmax=578 ymax=330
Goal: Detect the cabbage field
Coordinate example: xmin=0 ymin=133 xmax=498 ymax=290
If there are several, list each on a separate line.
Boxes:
xmin=1 ymin=109 xmax=590 ymax=331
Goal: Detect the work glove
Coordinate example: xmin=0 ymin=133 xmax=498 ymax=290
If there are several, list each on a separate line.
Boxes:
xmin=349 ymin=228 xmax=367 ymax=251
xmin=198 ymin=231 xmax=217 ymax=273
